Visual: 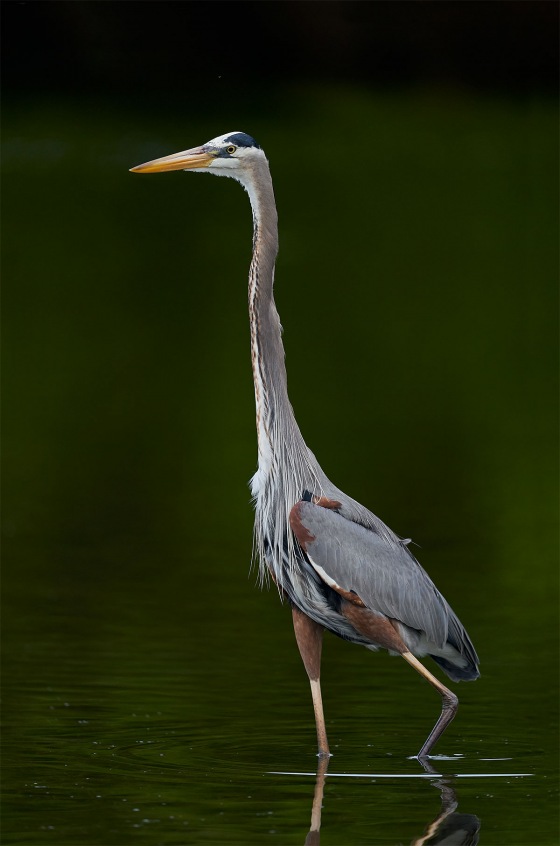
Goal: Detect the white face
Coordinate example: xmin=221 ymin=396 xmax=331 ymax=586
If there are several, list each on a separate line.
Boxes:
xmin=202 ymin=131 xmax=263 ymax=176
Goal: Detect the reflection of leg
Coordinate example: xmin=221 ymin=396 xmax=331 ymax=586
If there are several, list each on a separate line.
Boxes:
xmin=292 ymin=607 xmax=330 ymax=756
xmin=411 ymin=762 xmax=480 ymax=846
xmin=401 ymin=651 xmax=459 ymax=758
xmin=305 ymin=754 xmax=329 ymax=846
xmin=417 ymin=755 xmax=459 ymax=815
xmin=413 ymin=758 xmax=470 ymax=846
xmin=410 ymin=795 xmax=458 ymax=846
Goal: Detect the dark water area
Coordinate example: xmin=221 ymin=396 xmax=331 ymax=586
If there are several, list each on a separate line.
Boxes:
xmin=3 ymin=88 xmax=558 ymax=844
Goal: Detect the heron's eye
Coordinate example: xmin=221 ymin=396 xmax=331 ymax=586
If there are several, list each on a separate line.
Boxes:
xmin=226 ymin=145 xmax=237 ymax=155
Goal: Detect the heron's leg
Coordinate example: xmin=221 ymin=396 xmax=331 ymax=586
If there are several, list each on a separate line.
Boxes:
xmin=401 ymin=651 xmax=459 ymax=758
xmin=292 ymin=607 xmax=330 ymax=756
xmin=337 ymin=602 xmax=458 ymax=757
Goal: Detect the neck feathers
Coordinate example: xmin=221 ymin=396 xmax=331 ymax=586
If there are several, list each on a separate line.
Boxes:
xmin=243 ymin=158 xmax=323 ymax=586
xmin=245 ymin=157 xmax=289 ymax=485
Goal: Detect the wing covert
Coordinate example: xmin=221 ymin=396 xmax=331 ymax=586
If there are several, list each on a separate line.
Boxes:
xmin=293 ymin=501 xmax=449 ymax=647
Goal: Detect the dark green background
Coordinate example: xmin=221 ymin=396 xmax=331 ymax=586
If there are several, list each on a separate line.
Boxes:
xmin=3 ymin=3 xmax=558 ymax=844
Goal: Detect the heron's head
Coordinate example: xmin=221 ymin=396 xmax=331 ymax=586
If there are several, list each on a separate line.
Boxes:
xmin=130 ymin=131 xmax=263 ymax=179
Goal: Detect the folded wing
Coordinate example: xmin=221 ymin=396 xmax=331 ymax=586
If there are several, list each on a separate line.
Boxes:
xmin=292 ymin=500 xmax=451 ymax=649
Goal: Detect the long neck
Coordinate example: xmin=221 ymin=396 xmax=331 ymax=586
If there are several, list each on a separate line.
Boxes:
xmin=244 ymin=159 xmax=303 ymax=479
xmin=242 ymin=158 xmax=328 ymax=588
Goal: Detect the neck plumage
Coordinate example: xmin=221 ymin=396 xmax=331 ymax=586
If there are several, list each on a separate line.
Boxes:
xmin=241 ymin=158 xmax=323 ymax=582
xmin=247 ymin=162 xmax=290 ymax=471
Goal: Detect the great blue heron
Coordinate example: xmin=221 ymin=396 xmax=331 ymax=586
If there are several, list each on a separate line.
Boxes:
xmin=130 ymin=131 xmax=480 ymax=758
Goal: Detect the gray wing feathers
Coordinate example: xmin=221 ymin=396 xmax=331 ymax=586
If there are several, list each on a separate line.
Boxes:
xmin=298 ymin=502 xmax=450 ymax=648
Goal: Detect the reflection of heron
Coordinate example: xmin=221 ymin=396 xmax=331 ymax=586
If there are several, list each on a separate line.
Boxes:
xmin=131 ymin=131 xmax=479 ymax=758
xmin=302 ymin=757 xmax=481 ymax=846
xmin=412 ymin=759 xmax=481 ymax=846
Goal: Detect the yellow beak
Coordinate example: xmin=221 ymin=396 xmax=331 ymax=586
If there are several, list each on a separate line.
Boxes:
xmin=130 ymin=145 xmax=214 ymax=174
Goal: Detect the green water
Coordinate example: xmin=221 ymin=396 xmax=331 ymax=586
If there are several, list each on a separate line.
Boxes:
xmin=3 ymin=89 xmax=558 ymax=844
